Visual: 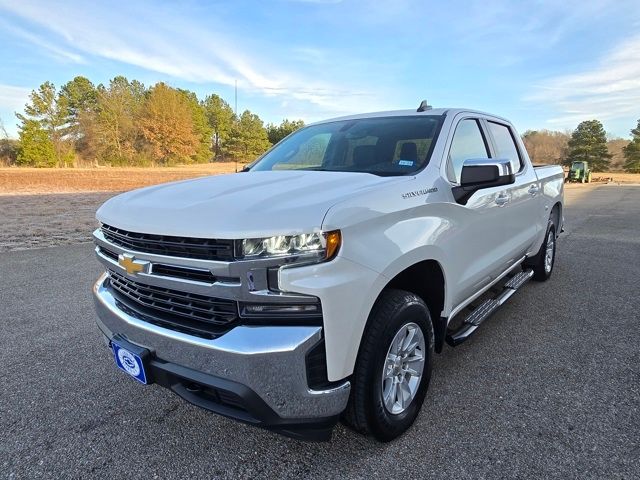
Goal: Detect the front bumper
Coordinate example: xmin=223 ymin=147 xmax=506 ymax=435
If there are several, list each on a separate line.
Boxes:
xmin=93 ymin=274 xmax=350 ymax=440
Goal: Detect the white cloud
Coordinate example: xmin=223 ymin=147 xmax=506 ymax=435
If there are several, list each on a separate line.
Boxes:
xmin=0 ymin=84 xmax=31 ymax=136
xmin=0 ymin=0 xmax=388 ymax=118
xmin=0 ymin=84 xmax=31 ymax=111
xmin=0 ymin=19 xmax=84 ymax=64
xmin=528 ymin=35 xmax=640 ymax=127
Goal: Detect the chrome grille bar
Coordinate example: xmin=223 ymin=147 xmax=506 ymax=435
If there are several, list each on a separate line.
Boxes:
xmin=101 ymin=223 xmax=235 ymax=261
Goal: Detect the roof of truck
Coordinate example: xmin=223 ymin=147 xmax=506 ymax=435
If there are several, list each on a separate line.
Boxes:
xmin=311 ymin=108 xmax=511 ymax=125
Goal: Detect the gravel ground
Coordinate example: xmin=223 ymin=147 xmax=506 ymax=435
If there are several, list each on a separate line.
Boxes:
xmin=1 ymin=185 xmax=638 ymax=479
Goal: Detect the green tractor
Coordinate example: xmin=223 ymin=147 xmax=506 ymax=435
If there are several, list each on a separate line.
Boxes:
xmin=566 ymin=161 xmax=592 ymax=183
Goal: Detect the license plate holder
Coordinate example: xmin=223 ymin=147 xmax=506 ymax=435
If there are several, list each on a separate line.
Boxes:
xmin=112 ymin=340 xmax=149 ymax=384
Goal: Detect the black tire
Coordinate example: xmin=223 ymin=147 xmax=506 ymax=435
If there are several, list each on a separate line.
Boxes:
xmin=525 ymin=219 xmax=556 ymax=281
xmin=341 ymin=289 xmax=434 ymax=441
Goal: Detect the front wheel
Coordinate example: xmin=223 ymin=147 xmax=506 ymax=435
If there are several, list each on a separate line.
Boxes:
xmin=342 ymin=289 xmax=434 ymax=441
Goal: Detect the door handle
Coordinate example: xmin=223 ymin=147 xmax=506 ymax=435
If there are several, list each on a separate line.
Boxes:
xmin=528 ymin=184 xmax=540 ymax=196
xmin=495 ymin=193 xmax=510 ymax=206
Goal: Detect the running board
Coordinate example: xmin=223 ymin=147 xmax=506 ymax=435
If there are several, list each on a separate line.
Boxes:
xmin=445 ymin=269 xmax=534 ymax=347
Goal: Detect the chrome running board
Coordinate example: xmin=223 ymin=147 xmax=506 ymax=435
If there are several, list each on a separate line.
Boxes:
xmin=445 ymin=269 xmax=534 ymax=347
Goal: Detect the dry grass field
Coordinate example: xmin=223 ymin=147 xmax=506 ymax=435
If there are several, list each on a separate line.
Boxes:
xmin=0 ymin=163 xmax=241 ymax=195
xmin=0 ymin=192 xmax=116 ymax=252
xmin=2 ymin=166 xmax=639 ymax=195
xmin=0 ymin=166 xmax=638 ymax=253
xmin=589 ymin=172 xmax=640 ymax=183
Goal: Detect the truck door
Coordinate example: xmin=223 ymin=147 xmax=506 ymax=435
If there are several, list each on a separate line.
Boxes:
xmin=444 ymin=117 xmax=513 ymax=307
xmin=484 ymin=120 xmax=542 ymax=266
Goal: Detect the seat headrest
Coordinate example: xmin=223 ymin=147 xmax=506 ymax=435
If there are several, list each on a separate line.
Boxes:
xmin=353 ymin=145 xmax=377 ymax=167
xmin=399 ymin=142 xmax=418 ymax=162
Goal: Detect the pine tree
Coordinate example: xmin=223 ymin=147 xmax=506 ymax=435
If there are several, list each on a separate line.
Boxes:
xmin=59 ymin=76 xmax=98 ymax=156
xmin=266 ymin=119 xmax=305 ymax=145
xmin=622 ymin=119 xmax=640 ymax=173
xmin=16 ymin=81 xmax=72 ymax=166
xmin=178 ymin=89 xmax=213 ymax=164
xmin=565 ymin=120 xmax=611 ymax=171
xmin=226 ymin=110 xmax=271 ymax=162
xmin=17 ymin=120 xmax=56 ymax=167
xmin=202 ymin=94 xmax=235 ymax=160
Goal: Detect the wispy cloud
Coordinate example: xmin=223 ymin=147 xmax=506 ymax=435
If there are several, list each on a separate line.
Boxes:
xmin=0 ymin=84 xmax=31 ymax=111
xmin=0 ymin=18 xmax=84 ymax=64
xmin=1 ymin=0 xmax=637 ymax=136
xmin=0 ymin=0 xmax=387 ymax=118
xmin=527 ymin=35 xmax=640 ymax=126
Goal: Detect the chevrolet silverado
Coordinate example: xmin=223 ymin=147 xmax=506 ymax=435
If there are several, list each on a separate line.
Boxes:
xmin=92 ymin=104 xmax=564 ymax=441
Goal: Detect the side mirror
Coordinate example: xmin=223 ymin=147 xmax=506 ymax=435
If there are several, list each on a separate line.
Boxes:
xmin=452 ymin=158 xmax=515 ymax=205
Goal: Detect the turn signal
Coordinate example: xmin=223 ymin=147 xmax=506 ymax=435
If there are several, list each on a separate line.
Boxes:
xmin=325 ymin=230 xmax=341 ymax=260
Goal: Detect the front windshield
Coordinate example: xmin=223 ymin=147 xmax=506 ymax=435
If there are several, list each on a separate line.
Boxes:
xmin=250 ymin=115 xmax=443 ymax=176
xmin=572 ymin=162 xmax=584 ymax=169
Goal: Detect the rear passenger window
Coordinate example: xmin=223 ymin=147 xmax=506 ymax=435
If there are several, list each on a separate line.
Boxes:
xmin=448 ymin=119 xmax=490 ymax=183
xmin=488 ymin=122 xmax=522 ymax=174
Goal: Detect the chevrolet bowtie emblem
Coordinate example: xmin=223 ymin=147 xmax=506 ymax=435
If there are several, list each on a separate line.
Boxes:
xmin=118 ymin=253 xmax=148 ymax=275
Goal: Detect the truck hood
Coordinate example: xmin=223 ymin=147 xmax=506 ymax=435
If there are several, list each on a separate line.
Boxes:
xmin=97 ymin=170 xmax=406 ymax=238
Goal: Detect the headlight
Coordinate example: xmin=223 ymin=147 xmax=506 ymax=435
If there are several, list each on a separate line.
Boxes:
xmin=238 ymin=230 xmax=341 ymax=262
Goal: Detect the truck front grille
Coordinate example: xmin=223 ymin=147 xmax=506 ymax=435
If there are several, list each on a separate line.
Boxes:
xmin=107 ymin=270 xmax=238 ymax=338
xmin=101 ymin=224 xmax=235 ymax=261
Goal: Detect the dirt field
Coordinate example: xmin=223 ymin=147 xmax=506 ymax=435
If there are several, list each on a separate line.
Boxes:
xmin=0 ymin=163 xmax=241 ymax=194
xmin=0 ymin=192 xmax=117 ymax=252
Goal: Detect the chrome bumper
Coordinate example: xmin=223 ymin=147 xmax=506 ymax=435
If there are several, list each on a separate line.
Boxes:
xmin=93 ymin=273 xmax=350 ymax=420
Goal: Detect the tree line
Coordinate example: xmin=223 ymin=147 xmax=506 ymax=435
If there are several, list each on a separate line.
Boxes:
xmin=0 ymin=76 xmax=305 ymax=167
xmin=1 ymin=76 xmax=639 ymax=173
xmin=523 ymin=118 xmax=639 ymax=173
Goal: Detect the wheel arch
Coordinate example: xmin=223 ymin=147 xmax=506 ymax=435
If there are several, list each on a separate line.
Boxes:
xmin=551 ymin=201 xmax=562 ymax=234
xmin=372 ymin=259 xmax=447 ymax=354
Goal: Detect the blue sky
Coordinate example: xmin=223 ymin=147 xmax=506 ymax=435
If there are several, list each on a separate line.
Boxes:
xmin=0 ymin=0 xmax=638 ymax=138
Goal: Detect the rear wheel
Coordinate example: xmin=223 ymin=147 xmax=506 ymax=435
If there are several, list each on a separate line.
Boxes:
xmin=526 ymin=219 xmax=556 ymax=281
xmin=342 ymin=289 xmax=433 ymax=441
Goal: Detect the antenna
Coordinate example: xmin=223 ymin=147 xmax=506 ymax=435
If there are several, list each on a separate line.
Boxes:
xmin=234 ymin=80 xmax=238 ymax=173
xmin=234 ymin=80 xmax=238 ymax=116
xmin=417 ymin=100 xmax=432 ymax=112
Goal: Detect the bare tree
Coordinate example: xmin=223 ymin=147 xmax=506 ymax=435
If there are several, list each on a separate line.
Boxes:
xmin=522 ymin=130 xmax=570 ymax=165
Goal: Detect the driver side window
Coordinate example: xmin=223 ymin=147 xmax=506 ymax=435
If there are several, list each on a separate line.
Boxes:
xmin=447 ymin=119 xmax=490 ymax=183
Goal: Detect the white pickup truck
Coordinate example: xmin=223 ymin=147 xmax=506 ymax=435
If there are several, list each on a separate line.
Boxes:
xmin=92 ymin=104 xmax=564 ymax=441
